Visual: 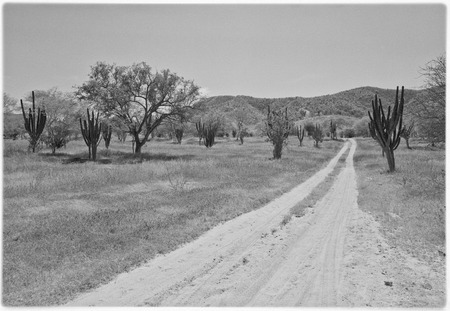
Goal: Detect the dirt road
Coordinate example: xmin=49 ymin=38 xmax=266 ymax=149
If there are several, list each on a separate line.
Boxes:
xmin=66 ymin=138 xmax=444 ymax=307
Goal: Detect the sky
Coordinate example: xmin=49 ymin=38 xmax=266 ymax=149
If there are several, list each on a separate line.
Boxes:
xmin=2 ymin=2 xmax=446 ymax=101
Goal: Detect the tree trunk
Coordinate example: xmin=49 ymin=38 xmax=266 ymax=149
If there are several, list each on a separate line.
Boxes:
xmin=135 ymin=143 xmax=142 ymax=154
xmin=134 ymin=139 xmax=144 ymax=154
xmin=52 ymin=146 xmax=56 ymax=154
xmin=273 ymin=142 xmax=283 ymax=159
xmin=88 ymin=145 xmax=91 ymax=159
xmin=406 ymin=138 xmax=411 ymax=149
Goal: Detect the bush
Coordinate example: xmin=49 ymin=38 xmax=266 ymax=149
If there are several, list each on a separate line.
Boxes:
xmin=353 ymin=117 xmax=370 ymax=137
xmin=304 ymin=122 xmax=315 ymax=136
xmin=216 ymin=131 xmax=225 ymax=138
xmin=343 ymin=128 xmax=355 ymax=138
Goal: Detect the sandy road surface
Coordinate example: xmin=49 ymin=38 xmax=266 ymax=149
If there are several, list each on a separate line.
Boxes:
xmin=67 ymin=138 xmax=443 ymax=307
xmin=68 ymin=139 xmax=354 ymax=307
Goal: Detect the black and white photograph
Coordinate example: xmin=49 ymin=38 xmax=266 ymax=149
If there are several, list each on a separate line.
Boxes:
xmin=2 ymin=1 xmax=446 ymax=307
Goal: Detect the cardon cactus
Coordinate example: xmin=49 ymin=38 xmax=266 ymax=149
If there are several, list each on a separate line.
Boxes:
xmin=368 ymin=86 xmax=405 ymax=172
xmin=196 ymin=121 xmax=219 ymax=148
xmin=312 ymin=123 xmax=324 ymax=147
xmin=330 ymin=120 xmax=337 ymax=140
xmin=80 ymin=109 xmax=102 ymax=161
xmin=296 ymin=125 xmax=305 ymax=146
xmin=20 ymin=91 xmax=47 ymax=152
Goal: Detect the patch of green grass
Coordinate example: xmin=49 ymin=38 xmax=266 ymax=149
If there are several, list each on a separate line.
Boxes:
xmin=354 ymin=138 xmax=445 ymax=261
xmin=3 ymin=136 xmax=344 ymax=306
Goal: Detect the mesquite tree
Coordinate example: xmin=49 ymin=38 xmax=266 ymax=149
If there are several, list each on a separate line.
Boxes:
xmin=110 ymin=116 xmax=128 ymax=143
xmin=266 ymin=106 xmax=291 ymax=159
xmin=413 ymin=55 xmax=445 ymax=144
xmin=304 ymin=122 xmax=315 ymax=137
xmin=80 ymin=109 xmax=102 ymax=161
xmin=167 ymin=115 xmax=186 ymax=144
xmin=239 ymin=127 xmax=247 ymax=145
xmin=195 ymin=119 xmax=204 ymax=145
xmin=45 ymin=122 xmax=70 ymax=154
xmin=368 ymin=86 xmax=405 ymax=172
xmin=20 ymin=91 xmax=47 ymax=152
xmin=400 ymin=121 xmax=415 ymax=149
xmin=77 ymin=62 xmax=200 ymax=154
xmin=174 ymin=128 xmax=183 ymax=144
xmin=296 ymin=125 xmax=305 ymax=146
xmin=312 ymin=123 xmax=324 ymax=147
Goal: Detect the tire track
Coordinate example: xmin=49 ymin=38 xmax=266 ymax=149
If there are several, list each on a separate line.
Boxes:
xmin=66 ymin=140 xmax=351 ymax=307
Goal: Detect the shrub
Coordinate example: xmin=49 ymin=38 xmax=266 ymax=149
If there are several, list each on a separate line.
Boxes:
xmin=343 ymin=128 xmax=355 ymax=138
xmin=304 ymin=122 xmax=315 ymax=136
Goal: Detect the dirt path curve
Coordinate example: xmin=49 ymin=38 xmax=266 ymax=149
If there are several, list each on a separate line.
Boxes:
xmin=67 ymin=139 xmax=357 ymax=307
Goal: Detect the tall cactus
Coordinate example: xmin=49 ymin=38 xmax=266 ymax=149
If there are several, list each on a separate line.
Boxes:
xmin=20 ymin=91 xmax=46 ymax=152
xmin=102 ymin=124 xmax=112 ymax=149
xmin=266 ymin=106 xmax=290 ymax=159
xmin=296 ymin=125 xmax=305 ymax=146
xmin=196 ymin=121 xmax=218 ymax=148
xmin=368 ymin=86 xmax=405 ymax=172
xmin=330 ymin=120 xmax=337 ymax=140
xmin=80 ymin=108 xmax=102 ymax=161
xmin=312 ymin=123 xmax=324 ymax=147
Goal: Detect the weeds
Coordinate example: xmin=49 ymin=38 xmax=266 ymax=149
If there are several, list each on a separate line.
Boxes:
xmin=354 ymin=138 xmax=445 ymax=261
xmin=164 ymin=161 xmax=189 ymax=192
xmin=3 ymin=136 xmax=343 ymax=306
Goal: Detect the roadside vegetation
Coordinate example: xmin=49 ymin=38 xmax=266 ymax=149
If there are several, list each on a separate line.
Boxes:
xmin=3 ymin=136 xmax=343 ymax=306
xmin=354 ymin=138 xmax=445 ymax=261
xmin=3 ymin=54 xmax=445 ymax=306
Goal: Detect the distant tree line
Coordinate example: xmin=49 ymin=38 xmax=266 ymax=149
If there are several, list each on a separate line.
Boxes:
xmin=3 ymin=55 xmax=445 ymax=156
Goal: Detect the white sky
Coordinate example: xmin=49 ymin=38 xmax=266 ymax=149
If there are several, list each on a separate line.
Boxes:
xmin=2 ymin=2 xmax=446 ymax=100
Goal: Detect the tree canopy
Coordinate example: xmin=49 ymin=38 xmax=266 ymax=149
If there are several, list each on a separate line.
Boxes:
xmin=76 ymin=61 xmax=200 ymax=153
xmin=410 ymin=55 xmax=446 ymax=144
xmin=3 ymin=93 xmax=18 ymax=114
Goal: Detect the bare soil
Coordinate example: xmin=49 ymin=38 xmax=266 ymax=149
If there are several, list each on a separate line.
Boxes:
xmin=66 ymin=138 xmax=445 ymax=307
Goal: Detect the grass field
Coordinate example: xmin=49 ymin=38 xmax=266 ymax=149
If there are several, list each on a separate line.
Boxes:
xmin=2 ymin=135 xmax=344 ymax=306
xmin=353 ymin=138 xmax=445 ymax=261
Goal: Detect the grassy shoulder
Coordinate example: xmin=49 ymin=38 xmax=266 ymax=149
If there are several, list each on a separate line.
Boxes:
xmin=353 ymin=138 xmax=445 ymax=262
xmin=3 ymin=135 xmax=344 ymax=306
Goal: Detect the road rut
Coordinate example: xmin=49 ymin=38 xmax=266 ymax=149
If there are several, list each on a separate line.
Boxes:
xmin=67 ymin=139 xmax=358 ymax=307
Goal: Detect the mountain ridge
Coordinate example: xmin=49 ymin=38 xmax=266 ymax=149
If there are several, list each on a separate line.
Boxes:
xmin=196 ymin=86 xmax=425 ymax=121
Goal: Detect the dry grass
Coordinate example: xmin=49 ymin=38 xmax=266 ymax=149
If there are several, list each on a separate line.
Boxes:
xmin=3 ymin=135 xmax=344 ymax=306
xmin=353 ymin=138 xmax=445 ymax=262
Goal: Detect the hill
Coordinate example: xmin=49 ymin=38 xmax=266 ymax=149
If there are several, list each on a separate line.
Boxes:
xmin=194 ymin=86 xmax=425 ymax=133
